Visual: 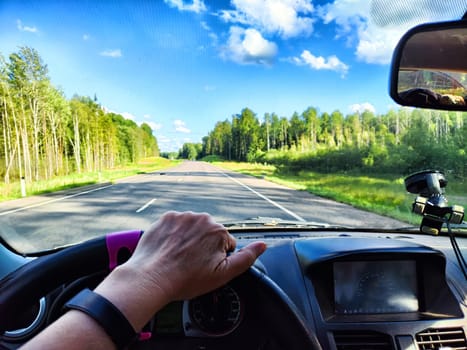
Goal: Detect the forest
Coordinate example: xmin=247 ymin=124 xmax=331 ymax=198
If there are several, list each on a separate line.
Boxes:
xmin=0 ymin=47 xmax=159 ymax=185
xmin=1 ymin=46 xmax=465 ymax=189
xmin=183 ymin=106 xmax=466 ymax=179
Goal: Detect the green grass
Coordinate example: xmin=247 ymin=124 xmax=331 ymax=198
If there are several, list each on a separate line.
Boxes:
xmin=0 ymin=157 xmax=180 ymax=202
xmin=214 ymin=161 xmax=467 ymax=225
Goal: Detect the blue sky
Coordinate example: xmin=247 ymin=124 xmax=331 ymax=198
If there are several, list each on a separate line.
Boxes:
xmin=1 ymin=0 xmax=466 ymax=151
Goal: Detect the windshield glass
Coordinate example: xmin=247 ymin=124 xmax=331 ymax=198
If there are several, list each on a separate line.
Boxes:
xmin=0 ymin=1 xmax=466 ymax=253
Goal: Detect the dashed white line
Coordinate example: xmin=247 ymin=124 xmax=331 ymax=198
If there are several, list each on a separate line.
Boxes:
xmin=136 ymin=198 xmax=157 ymax=213
xmin=218 ymin=170 xmax=306 ymax=222
xmin=0 ymin=184 xmax=114 ymax=216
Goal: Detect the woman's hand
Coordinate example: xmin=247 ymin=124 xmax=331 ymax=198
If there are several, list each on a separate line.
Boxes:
xmin=95 ymin=211 xmax=266 ymax=331
xmin=125 ymin=211 xmax=267 ymax=301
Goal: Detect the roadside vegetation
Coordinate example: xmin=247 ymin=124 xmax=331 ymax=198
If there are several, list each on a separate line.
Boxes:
xmin=181 ymin=104 xmax=466 ymax=224
xmin=183 ymin=107 xmax=466 ymax=180
xmin=0 ymin=47 xmax=160 ymax=189
xmin=213 ymin=161 xmax=467 ymax=225
xmin=0 ymin=157 xmax=178 ymax=201
xmin=186 ymin=104 xmax=466 ymax=224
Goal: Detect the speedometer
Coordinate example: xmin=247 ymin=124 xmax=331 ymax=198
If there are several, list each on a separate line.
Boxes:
xmin=188 ymin=285 xmax=243 ymax=336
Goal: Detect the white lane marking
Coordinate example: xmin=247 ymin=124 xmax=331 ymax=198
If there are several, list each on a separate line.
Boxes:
xmin=136 ymin=198 xmax=157 ymax=213
xmin=218 ymin=170 xmax=305 ymax=222
xmin=0 ymin=185 xmax=114 ymax=217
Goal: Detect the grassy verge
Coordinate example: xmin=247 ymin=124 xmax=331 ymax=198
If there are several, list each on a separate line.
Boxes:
xmin=0 ymin=157 xmax=180 ymax=202
xmin=213 ymin=161 xmax=467 ymax=225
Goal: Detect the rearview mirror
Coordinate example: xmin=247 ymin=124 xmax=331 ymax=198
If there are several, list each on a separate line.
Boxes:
xmin=390 ymin=19 xmax=467 ymax=111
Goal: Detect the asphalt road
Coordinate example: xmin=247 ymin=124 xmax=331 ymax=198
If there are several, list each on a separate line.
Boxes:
xmin=0 ymin=161 xmax=405 ymax=252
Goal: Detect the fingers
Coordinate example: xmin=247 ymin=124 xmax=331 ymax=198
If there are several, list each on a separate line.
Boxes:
xmin=217 ymin=241 xmax=267 ymax=280
xmin=139 ymin=211 xmax=267 ymax=300
xmin=224 ymin=232 xmax=237 ymax=252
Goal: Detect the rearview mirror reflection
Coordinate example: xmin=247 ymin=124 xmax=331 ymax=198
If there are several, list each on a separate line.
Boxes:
xmin=390 ymin=21 xmax=467 ymax=111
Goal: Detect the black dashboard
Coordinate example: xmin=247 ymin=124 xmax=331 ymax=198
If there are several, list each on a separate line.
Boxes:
xmin=0 ymin=230 xmax=466 ymax=350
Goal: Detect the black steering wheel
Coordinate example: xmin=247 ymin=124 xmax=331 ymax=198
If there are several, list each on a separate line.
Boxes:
xmin=0 ymin=231 xmax=321 ymax=349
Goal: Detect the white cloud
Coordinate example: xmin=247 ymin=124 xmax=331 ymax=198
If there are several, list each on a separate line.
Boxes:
xmin=292 ymin=50 xmax=349 ymax=77
xmin=201 ymin=21 xmax=219 ymax=45
xmin=155 ymin=134 xmax=185 ymax=152
xmin=208 ymin=32 xmax=219 ymax=43
xmin=164 ymin=0 xmax=206 ymax=13
xmin=221 ymin=27 xmax=278 ymax=65
xmin=200 ymin=21 xmax=210 ymax=31
xmin=174 ymin=119 xmax=191 ymax=133
xmin=219 ymin=0 xmax=314 ymax=38
xmin=16 ymin=19 xmax=37 ymax=33
xmin=103 ymin=109 xmax=162 ymax=129
xmin=319 ymin=0 xmax=467 ymax=64
xmin=157 ymin=135 xmax=171 ymax=143
xmin=146 ymin=121 xmax=163 ymax=131
xmin=349 ymin=102 xmax=376 ymax=114
xmin=99 ymin=49 xmax=122 ymax=58
xmin=103 ymin=109 xmax=164 ymax=131
xmin=120 ymin=112 xmax=136 ymax=120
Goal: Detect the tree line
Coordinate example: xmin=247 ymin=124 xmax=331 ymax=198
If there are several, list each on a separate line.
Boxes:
xmin=0 ymin=47 xmax=159 ymax=184
xmin=181 ymin=106 xmax=466 ymax=178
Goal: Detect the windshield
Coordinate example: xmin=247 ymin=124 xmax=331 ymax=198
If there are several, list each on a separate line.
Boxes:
xmin=0 ymin=1 xmax=466 ymax=253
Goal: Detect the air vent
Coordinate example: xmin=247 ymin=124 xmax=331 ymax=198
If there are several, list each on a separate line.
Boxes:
xmin=333 ymin=331 xmax=393 ymax=350
xmin=416 ymin=328 xmax=467 ymax=350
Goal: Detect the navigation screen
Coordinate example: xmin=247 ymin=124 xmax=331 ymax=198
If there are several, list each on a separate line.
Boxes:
xmin=333 ymin=260 xmax=419 ymax=314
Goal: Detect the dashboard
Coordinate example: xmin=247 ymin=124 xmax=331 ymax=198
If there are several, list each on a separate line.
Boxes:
xmin=0 ymin=230 xmax=466 ymax=350
xmin=258 ymin=233 xmax=466 ymax=349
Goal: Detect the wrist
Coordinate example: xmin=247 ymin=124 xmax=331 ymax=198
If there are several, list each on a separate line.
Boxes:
xmin=65 ymin=289 xmax=138 ymax=349
xmin=94 ymin=264 xmax=171 ymax=331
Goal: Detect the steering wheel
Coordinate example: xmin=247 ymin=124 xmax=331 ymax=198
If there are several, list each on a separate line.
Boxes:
xmin=0 ymin=231 xmax=321 ymax=349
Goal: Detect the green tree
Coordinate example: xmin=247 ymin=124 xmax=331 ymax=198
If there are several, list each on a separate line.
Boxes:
xmin=0 ymin=46 xmax=161 ymax=186
xmin=179 ymin=143 xmax=201 ymax=160
xmin=302 ymin=107 xmax=319 ymax=150
xmin=231 ymin=108 xmax=260 ymax=161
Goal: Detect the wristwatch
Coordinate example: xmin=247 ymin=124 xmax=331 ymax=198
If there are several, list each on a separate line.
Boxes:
xmin=65 ymin=288 xmax=138 ymax=349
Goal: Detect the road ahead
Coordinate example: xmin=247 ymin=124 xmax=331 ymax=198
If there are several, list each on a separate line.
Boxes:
xmin=0 ymin=161 xmax=405 ymax=252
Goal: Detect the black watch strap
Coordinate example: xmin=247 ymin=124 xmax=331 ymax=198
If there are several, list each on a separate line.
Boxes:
xmin=65 ymin=288 xmax=138 ymax=349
